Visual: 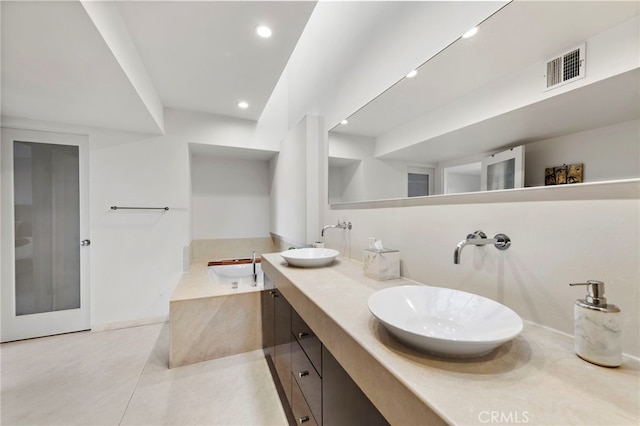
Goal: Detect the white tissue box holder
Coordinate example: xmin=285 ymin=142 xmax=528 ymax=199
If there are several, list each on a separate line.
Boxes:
xmin=363 ymin=248 xmax=400 ymax=280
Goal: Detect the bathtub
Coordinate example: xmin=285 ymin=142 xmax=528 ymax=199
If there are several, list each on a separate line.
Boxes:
xmin=170 ymin=260 xmax=264 ymax=368
xmin=208 ymin=263 xmax=264 ymax=289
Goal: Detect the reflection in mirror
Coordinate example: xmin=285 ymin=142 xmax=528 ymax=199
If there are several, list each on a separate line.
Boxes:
xmin=328 ymin=1 xmax=640 ymax=204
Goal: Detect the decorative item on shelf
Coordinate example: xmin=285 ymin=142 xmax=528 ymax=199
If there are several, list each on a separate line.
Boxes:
xmin=545 ymin=163 xmax=583 ymax=186
xmin=555 ymin=165 xmax=567 ymax=184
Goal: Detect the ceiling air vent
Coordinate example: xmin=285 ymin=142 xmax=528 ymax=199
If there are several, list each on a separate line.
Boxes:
xmin=544 ymin=43 xmax=586 ymax=91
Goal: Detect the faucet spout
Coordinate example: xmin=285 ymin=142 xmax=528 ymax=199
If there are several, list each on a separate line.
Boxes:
xmin=453 ymin=231 xmax=511 ymax=264
xmin=321 ymin=221 xmax=352 ymax=237
xmin=251 ymin=251 xmax=257 ymax=286
xmin=453 ymin=239 xmax=469 ymax=264
xmin=321 ymin=224 xmax=336 ymax=237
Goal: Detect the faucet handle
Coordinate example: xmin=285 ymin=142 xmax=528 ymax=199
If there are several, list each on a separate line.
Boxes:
xmin=468 ymin=230 xmax=487 ymax=239
xmin=494 ymin=233 xmax=511 ymax=250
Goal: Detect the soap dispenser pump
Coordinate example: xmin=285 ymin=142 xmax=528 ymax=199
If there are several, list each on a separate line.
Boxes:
xmin=569 ymin=280 xmax=622 ymax=367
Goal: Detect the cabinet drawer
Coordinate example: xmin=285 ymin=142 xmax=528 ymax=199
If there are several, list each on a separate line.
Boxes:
xmin=292 ymin=309 xmax=322 ymax=375
xmin=292 ymin=341 xmax=322 ymax=425
xmin=292 ymin=378 xmax=318 ymax=426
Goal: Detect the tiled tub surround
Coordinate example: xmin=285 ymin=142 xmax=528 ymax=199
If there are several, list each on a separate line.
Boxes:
xmin=261 ymin=253 xmax=640 ymax=425
xmin=169 ymin=261 xmax=263 ymax=368
xmin=191 ymin=237 xmax=275 ymax=261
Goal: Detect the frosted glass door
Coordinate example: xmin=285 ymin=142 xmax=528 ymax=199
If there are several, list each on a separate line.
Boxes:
xmin=14 ymin=141 xmax=80 ymax=315
xmin=1 ymin=129 xmax=90 ymax=342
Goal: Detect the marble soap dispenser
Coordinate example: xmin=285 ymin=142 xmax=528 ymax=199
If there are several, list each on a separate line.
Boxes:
xmin=569 ymin=280 xmax=622 ymax=367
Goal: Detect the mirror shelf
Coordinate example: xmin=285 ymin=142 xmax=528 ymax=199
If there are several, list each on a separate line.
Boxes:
xmin=329 ymin=178 xmax=640 ymax=210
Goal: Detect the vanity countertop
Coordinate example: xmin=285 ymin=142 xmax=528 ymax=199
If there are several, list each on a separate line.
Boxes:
xmin=261 ymin=253 xmax=640 ymax=426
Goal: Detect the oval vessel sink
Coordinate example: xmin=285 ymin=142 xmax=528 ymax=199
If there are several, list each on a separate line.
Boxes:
xmin=368 ymin=285 xmax=523 ymax=357
xmin=280 ymin=248 xmax=339 ymax=268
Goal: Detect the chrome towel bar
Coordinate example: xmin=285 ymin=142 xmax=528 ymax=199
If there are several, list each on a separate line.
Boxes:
xmin=110 ymin=206 xmax=169 ymax=211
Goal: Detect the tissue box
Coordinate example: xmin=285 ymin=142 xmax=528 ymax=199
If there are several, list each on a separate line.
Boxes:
xmin=363 ymin=248 xmax=400 ymax=280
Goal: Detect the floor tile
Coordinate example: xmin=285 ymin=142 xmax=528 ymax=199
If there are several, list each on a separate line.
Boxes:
xmin=1 ymin=324 xmax=163 ymax=425
xmin=1 ymin=322 xmax=287 ymax=426
xmin=121 ymin=324 xmax=287 ymax=425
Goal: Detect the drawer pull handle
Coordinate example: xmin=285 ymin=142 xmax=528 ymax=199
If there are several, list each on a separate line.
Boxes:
xmin=298 ymin=370 xmax=309 ymax=378
xmin=298 ymin=332 xmax=309 ymax=339
xmin=269 ymin=290 xmax=277 ymax=296
xmin=299 ymin=416 xmax=310 ymax=424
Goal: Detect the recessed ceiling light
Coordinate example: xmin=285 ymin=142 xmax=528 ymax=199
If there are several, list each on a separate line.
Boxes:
xmin=238 ymin=101 xmax=249 ymax=109
xmin=255 ymin=25 xmax=272 ymax=38
xmin=341 ymin=119 xmax=348 ymax=125
xmin=406 ymin=69 xmax=418 ymax=79
xmin=462 ymin=27 xmax=478 ymax=39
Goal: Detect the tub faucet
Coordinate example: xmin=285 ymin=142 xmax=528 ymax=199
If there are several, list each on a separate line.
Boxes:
xmin=321 ymin=221 xmax=352 ymax=237
xmin=454 ymin=231 xmax=511 ymax=264
xmin=251 ymin=251 xmax=257 ymax=286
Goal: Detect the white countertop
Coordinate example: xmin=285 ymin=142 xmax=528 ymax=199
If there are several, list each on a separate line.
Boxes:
xmin=261 ymin=253 xmax=640 ymax=425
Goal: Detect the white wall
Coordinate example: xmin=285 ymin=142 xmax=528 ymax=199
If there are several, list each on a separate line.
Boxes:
xmin=324 ymin=197 xmax=640 ymax=358
xmin=191 ymin=154 xmax=270 ymax=239
xmin=445 ymin=172 xmax=481 ymax=194
xmin=269 ymin=114 xmax=326 ymax=245
xmin=258 ymin=2 xmax=640 ymax=360
xmin=269 ymin=116 xmax=308 ymax=245
xmin=525 ymin=119 xmax=640 ymax=187
xmin=90 ymin=109 xmax=266 ymax=327
xmin=2 ymin=109 xmax=262 ymax=329
xmin=329 ymin=132 xmax=433 ymax=202
xmin=89 ymin=129 xmax=190 ymax=328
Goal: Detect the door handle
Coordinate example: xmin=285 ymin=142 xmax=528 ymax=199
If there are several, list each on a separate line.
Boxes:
xmin=81 ymin=239 xmax=91 ymax=247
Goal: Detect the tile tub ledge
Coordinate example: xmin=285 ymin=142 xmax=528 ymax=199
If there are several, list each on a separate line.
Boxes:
xmin=261 ymin=253 xmax=640 ymax=425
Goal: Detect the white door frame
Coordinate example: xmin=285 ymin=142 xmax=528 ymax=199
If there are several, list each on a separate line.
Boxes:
xmin=1 ymin=128 xmax=90 ymax=342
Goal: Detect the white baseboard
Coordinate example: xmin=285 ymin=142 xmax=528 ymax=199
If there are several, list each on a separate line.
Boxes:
xmin=91 ymin=315 xmax=169 ymax=333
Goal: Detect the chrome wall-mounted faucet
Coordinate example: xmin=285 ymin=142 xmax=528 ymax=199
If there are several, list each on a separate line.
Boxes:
xmin=454 ymin=230 xmax=511 ymax=264
xmin=321 ymin=221 xmax=352 ymax=237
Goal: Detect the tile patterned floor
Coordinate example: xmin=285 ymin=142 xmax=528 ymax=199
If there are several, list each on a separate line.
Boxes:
xmin=1 ymin=323 xmax=287 ymax=426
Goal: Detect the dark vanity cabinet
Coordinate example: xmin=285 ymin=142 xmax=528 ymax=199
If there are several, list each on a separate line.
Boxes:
xmin=261 ymin=277 xmax=292 ymax=406
xmin=261 ymin=289 xmax=275 ymax=357
xmin=291 ymin=309 xmax=322 ymax=425
xmin=322 ymin=346 xmax=388 ymax=426
xmin=262 ymin=275 xmax=388 ymax=426
xmin=274 ymin=290 xmax=293 ymax=405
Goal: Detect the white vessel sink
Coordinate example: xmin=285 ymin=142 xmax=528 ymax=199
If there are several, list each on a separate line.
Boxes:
xmin=368 ymin=285 xmax=523 ymax=357
xmin=280 ymin=248 xmax=339 ymax=268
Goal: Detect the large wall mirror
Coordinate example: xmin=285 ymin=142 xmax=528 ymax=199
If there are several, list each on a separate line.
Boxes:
xmin=328 ymin=1 xmax=639 ymax=204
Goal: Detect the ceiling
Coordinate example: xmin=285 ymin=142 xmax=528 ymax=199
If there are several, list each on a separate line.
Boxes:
xmin=1 ymin=0 xmax=316 ymax=135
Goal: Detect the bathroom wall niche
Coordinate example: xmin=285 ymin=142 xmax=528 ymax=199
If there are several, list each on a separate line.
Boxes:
xmin=189 ymin=143 xmax=275 ymax=240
